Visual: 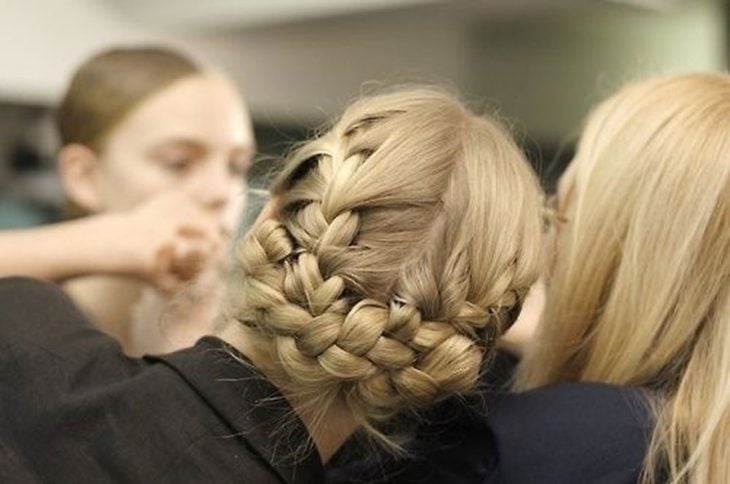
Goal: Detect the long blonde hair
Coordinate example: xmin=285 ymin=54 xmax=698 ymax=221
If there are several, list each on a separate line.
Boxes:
xmin=226 ymin=87 xmax=543 ymax=444
xmin=516 ymin=73 xmax=730 ymax=483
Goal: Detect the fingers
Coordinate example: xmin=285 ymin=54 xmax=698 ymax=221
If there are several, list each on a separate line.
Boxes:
xmin=131 ymin=189 xmax=238 ymax=293
xmin=153 ymin=245 xmax=181 ymax=294
xmin=155 ymin=225 xmax=226 ymax=294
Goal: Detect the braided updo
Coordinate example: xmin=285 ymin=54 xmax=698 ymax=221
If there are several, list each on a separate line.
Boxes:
xmin=227 ymin=87 xmax=543 ymax=442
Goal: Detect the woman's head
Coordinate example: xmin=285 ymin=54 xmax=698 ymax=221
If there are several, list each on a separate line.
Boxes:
xmin=225 ymin=87 xmax=543 ymax=443
xmin=56 ymin=46 xmax=254 ymax=230
xmin=517 ymin=73 xmax=730 ymax=483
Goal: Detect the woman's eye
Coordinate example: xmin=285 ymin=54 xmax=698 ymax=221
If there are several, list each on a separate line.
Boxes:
xmin=161 ymin=156 xmax=194 ymax=173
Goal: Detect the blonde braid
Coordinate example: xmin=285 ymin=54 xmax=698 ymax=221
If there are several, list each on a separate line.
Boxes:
xmin=228 ymin=87 xmax=543 ymax=442
xmin=235 ymin=218 xmax=510 ymax=416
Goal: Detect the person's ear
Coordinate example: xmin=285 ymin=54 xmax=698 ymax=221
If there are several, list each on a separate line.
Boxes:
xmin=57 ymin=143 xmax=104 ymax=213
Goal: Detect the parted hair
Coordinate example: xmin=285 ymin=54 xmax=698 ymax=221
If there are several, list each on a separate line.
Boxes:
xmin=56 ymin=46 xmax=203 ymax=218
xmin=56 ymin=46 xmax=202 ymax=151
xmin=226 ymin=87 xmax=544 ymax=442
xmin=516 ymin=73 xmax=730 ymax=483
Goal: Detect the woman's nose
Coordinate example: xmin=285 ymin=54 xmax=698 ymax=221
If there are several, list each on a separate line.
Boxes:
xmin=187 ymin=162 xmax=233 ymax=211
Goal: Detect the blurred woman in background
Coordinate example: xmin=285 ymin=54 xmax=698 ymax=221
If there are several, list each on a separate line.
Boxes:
xmin=0 ymin=46 xmax=255 ymax=355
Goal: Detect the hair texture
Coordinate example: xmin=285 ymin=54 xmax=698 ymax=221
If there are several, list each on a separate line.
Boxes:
xmin=515 ymin=73 xmax=730 ymax=484
xmin=225 ymin=87 xmax=544 ymax=445
xmin=56 ymin=45 xmax=202 ymax=151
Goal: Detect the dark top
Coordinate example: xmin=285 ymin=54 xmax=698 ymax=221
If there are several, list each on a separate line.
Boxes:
xmin=327 ymin=367 xmax=652 ymax=484
xmin=486 ymin=382 xmax=652 ymax=484
xmin=326 ymin=351 xmax=517 ymax=483
xmin=0 ymin=277 xmax=323 ymax=484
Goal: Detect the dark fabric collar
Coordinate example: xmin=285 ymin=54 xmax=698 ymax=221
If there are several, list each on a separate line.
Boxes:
xmin=148 ymin=337 xmax=324 ymax=484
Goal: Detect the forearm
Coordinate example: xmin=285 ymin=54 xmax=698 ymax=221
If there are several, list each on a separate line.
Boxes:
xmin=0 ymin=215 xmax=132 ymax=281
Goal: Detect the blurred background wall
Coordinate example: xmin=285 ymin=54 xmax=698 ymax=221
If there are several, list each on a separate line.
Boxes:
xmin=0 ymin=0 xmax=726 ymax=228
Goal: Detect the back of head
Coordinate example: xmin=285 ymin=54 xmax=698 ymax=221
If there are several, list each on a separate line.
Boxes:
xmin=226 ymin=87 xmax=543 ymax=443
xmin=517 ymin=73 xmax=730 ymax=483
xmin=56 ymin=46 xmax=203 ymax=151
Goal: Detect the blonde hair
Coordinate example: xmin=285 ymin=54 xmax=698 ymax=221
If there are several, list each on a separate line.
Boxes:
xmin=226 ymin=87 xmax=543 ymax=444
xmin=516 ymin=73 xmax=730 ymax=483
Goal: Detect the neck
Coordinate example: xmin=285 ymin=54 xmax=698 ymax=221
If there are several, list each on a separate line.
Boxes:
xmin=217 ymin=322 xmax=359 ymax=463
xmin=64 ymin=275 xmax=144 ymax=347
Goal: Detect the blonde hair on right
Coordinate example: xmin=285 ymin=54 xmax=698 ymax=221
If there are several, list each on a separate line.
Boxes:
xmin=516 ymin=73 xmax=730 ymax=484
xmin=225 ymin=87 xmax=544 ymax=446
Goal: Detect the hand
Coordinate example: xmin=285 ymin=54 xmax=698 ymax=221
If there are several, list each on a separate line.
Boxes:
xmin=108 ymin=191 xmax=229 ymax=294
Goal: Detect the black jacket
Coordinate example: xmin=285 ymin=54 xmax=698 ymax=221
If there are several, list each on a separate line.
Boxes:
xmin=0 ymin=277 xmax=652 ymax=483
xmin=0 ymin=277 xmax=323 ymax=483
xmin=485 ymin=382 xmax=652 ymax=483
xmin=327 ymin=362 xmax=651 ymax=484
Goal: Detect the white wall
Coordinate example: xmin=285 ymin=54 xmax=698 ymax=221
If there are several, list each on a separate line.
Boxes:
xmin=182 ymin=9 xmax=471 ymax=125
xmin=0 ymin=0 xmax=725 ymax=140
xmin=0 ymin=0 xmax=170 ymax=104
xmin=469 ymin=0 xmax=726 ymax=139
xmin=191 ymin=0 xmax=728 ymax=136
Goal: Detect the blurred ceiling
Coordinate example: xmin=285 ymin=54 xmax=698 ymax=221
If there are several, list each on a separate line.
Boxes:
xmin=99 ymin=0 xmax=626 ymax=31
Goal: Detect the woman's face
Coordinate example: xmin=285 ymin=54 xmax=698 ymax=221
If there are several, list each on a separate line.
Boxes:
xmin=93 ymin=74 xmax=255 ymax=233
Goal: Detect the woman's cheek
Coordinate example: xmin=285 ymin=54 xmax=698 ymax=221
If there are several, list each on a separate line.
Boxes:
xmin=222 ymin=188 xmax=247 ymax=236
xmin=108 ymin=160 xmax=182 ymax=210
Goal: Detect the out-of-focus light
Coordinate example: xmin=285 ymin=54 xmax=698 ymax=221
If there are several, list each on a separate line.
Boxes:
xmin=604 ymin=0 xmax=681 ymax=10
xmin=101 ymin=0 xmax=444 ymax=30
